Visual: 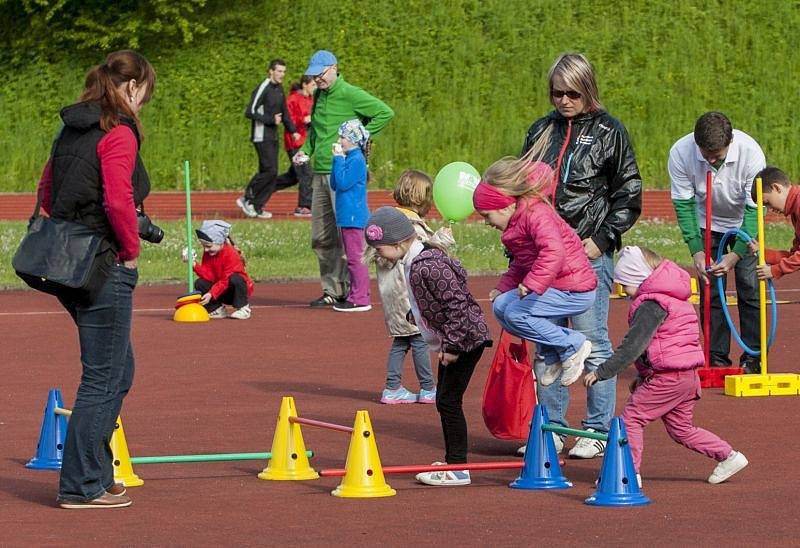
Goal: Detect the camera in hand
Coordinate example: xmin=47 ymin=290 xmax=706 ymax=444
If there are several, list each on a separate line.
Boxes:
xmin=137 ymin=211 xmax=164 ymax=244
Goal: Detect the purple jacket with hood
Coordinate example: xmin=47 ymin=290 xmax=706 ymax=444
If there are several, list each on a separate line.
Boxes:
xmin=628 ymin=260 xmax=705 ymax=375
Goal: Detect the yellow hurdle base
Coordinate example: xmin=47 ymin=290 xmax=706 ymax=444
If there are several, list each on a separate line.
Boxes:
xmin=724 ymin=374 xmax=800 ymax=397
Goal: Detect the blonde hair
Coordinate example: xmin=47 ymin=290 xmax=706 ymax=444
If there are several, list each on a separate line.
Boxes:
xmin=640 ymin=247 xmax=663 ymax=270
xmin=481 ymin=152 xmax=555 ymax=205
xmin=548 ymin=53 xmax=602 ymax=113
xmin=393 ymin=169 xmax=433 ymax=217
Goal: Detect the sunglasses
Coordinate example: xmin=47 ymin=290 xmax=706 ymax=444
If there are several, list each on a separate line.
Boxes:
xmin=551 ymin=89 xmax=582 ymax=100
xmin=313 ymin=66 xmax=333 ymax=81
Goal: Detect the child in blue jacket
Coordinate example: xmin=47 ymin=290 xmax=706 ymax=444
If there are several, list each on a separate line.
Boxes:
xmin=331 ymin=119 xmax=371 ymax=312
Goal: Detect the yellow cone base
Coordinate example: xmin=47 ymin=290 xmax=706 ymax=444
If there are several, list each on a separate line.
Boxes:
xmin=110 ymin=417 xmax=144 ymax=487
xmin=259 ymin=396 xmax=318 ymax=481
xmin=173 ymin=302 xmax=210 ymax=322
xmin=332 ymin=410 xmax=395 ymax=498
xmin=724 ymin=374 xmax=800 ymax=397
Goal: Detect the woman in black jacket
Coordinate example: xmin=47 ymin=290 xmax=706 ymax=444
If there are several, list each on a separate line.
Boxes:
xmin=517 ymin=53 xmax=642 ymax=459
xmin=36 ymin=50 xmax=156 ymax=509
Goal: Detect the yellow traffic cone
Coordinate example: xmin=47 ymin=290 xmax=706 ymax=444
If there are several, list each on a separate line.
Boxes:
xmin=332 ymin=410 xmax=395 ymax=498
xmin=110 ymin=417 xmax=144 ymax=487
xmin=258 ymin=396 xmax=318 ymax=480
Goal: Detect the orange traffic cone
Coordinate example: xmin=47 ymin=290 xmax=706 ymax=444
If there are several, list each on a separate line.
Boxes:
xmin=332 ymin=410 xmax=395 ymax=498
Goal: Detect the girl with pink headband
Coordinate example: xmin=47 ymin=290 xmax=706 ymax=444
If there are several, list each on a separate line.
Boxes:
xmin=474 ymin=158 xmax=597 ymax=388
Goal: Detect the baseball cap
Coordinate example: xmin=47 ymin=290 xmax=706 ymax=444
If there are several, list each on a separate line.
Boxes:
xmin=304 ymin=50 xmax=337 ymax=76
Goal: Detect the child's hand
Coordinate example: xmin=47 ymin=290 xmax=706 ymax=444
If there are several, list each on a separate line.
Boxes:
xmin=518 ymin=284 xmax=530 ymax=298
xmin=438 ymin=351 xmax=458 ymax=366
xmin=583 ymin=371 xmax=599 ymax=387
xmin=293 ymin=151 xmax=310 ymax=165
xmin=748 ymin=240 xmax=759 ymax=255
xmin=331 ymin=143 xmax=344 ymax=156
xmin=432 ymin=226 xmax=455 ymax=248
xmin=629 ymin=376 xmax=643 ymax=393
xmin=756 ymin=264 xmax=773 ymax=280
xmin=181 ymin=247 xmax=197 ymax=263
xmin=199 ymin=293 xmax=212 ymax=305
xmin=489 ymin=288 xmax=501 ymax=302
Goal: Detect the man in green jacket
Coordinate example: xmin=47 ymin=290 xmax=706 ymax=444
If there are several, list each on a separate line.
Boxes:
xmin=295 ymin=50 xmax=394 ymax=308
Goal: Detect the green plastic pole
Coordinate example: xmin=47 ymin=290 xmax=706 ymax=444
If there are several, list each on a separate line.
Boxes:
xmin=184 ymin=160 xmax=194 ymax=292
xmin=130 ymin=450 xmax=314 ymax=465
xmin=541 ymin=423 xmax=620 ymax=443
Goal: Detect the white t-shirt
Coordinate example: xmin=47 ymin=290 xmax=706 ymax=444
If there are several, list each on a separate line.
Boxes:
xmin=668 ymin=129 xmax=765 ymax=232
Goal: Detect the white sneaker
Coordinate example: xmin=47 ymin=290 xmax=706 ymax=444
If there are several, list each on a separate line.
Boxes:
xmin=517 ymin=434 xmax=564 ymax=456
xmin=568 ymin=429 xmax=606 ymax=459
xmin=208 ymin=307 xmax=227 ymax=319
xmin=538 ymin=362 xmax=563 ymax=386
xmin=236 ymin=196 xmax=257 ymax=218
xmin=255 ymin=210 xmax=273 ymax=220
xmin=560 ymin=340 xmax=592 ymax=386
xmin=415 ymin=463 xmax=471 ymax=486
xmin=708 ymin=451 xmax=748 ymax=484
xmin=230 ymin=305 xmax=251 ymax=320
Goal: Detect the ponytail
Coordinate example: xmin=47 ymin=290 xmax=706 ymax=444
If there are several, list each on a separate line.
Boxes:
xmin=78 ymin=50 xmax=156 ymax=137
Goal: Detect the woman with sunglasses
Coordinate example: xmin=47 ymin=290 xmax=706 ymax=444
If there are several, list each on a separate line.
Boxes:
xmin=516 ymin=53 xmax=643 ymax=461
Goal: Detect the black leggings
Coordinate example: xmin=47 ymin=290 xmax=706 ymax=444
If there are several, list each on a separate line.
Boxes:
xmin=195 ymin=273 xmax=248 ymax=310
xmin=436 ymin=346 xmax=485 ymax=464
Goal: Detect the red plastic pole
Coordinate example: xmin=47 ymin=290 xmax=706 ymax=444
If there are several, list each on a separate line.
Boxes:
xmin=288 ymin=416 xmax=353 ymax=433
xmin=319 ymin=461 xmax=524 ymax=477
xmin=704 ymin=170 xmax=712 ymax=369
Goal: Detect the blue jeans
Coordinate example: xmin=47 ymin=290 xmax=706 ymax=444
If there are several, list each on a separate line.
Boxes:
xmin=385 ymin=334 xmax=434 ymax=391
xmin=493 ymin=288 xmax=595 ymax=364
xmin=534 ymin=251 xmax=616 ymax=433
xmin=57 ymin=264 xmax=137 ymax=502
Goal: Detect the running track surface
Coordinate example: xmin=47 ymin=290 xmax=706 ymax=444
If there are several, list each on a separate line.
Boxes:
xmin=1 ymin=276 xmax=798 ymax=546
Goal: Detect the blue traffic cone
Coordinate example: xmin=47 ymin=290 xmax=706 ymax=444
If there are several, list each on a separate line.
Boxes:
xmin=585 ymin=417 xmax=650 ymax=507
xmin=510 ymin=404 xmax=572 ymax=490
xmin=26 ymin=388 xmax=68 ymax=470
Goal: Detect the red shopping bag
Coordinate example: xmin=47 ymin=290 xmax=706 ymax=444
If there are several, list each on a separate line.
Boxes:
xmin=481 ymin=331 xmax=536 ymax=440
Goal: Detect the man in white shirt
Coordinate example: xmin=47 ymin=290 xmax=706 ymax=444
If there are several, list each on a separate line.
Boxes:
xmin=669 ymin=111 xmax=765 ymax=373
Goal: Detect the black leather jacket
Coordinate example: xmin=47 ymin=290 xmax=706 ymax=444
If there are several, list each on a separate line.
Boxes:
xmin=522 ymin=110 xmax=642 ymax=253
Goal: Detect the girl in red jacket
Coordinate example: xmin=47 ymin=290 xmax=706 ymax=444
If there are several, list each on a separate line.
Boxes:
xmin=189 ymin=220 xmax=254 ymax=319
xmin=474 ymin=158 xmax=597 ymax=387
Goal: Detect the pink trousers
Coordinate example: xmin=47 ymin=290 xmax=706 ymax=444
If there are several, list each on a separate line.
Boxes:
xmin=621 ymin=369 xmax=732 ymax=472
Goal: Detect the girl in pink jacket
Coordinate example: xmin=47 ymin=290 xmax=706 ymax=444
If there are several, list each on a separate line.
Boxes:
xmin=474 ymin=158 xmax=597 ymax=387
xmin=584 ymin=246 xmax=748 ymax=485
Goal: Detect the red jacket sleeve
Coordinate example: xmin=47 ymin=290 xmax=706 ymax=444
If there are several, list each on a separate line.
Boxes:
xmin=194 ymin=245 xmax=248 ymax=299
xmin=97 ymin=125 xmax=139 ymax=261
xmin=36 ymin=160 xmax=53 ymax=216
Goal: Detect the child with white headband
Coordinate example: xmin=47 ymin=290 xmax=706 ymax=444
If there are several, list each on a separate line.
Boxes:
xmin=583 ymin=246 xmax=748 ymax=485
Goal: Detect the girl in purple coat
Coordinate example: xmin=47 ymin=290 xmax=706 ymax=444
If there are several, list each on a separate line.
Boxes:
xmin=584 ymin=246 xmax=748 ymax=485
xmin=365 ymin=206 xmax=492 ymax=486
xmin=474 ymin=158 xmax=597 ymax=387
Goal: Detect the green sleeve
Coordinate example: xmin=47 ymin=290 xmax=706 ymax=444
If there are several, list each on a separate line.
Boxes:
xmin=347 ymin=87 xmax=394 ymax=136
xmin=733 ymin=206 xmax=759 ymax=257
xmin=672 ymin=198 xmax=703 ymax=256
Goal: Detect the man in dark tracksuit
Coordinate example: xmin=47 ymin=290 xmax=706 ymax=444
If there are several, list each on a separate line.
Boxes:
xmin=239 ymin=58 xmax=299 ymax=219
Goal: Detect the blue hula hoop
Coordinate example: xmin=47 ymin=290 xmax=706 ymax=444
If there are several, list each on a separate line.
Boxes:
xmin=715 ymin=228 xmax=777 ymax=356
